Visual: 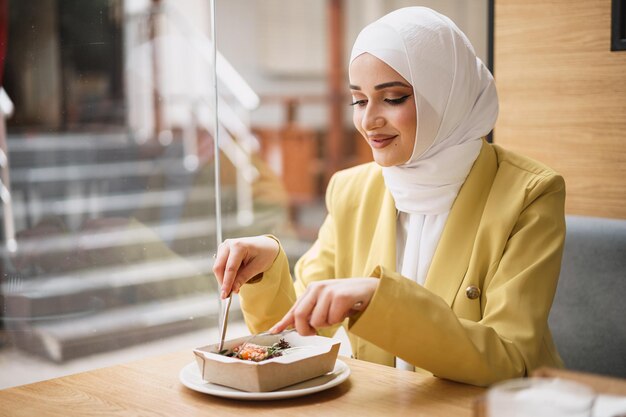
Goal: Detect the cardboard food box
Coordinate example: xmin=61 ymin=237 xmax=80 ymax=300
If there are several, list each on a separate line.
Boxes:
xmin=193 ymin=332 xmax=341 ymax=392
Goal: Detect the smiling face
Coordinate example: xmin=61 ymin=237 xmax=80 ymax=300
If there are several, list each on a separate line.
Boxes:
xmin=349 ymin=53 xmax=417 ymax=167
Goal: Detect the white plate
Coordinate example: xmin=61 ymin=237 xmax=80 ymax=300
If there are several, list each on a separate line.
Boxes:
xmin=179 ymin=359 xmax=350 ymax=401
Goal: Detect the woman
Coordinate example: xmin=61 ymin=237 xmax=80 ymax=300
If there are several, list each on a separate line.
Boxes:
xmin=213 ymin=7 xmax=565 ymax=386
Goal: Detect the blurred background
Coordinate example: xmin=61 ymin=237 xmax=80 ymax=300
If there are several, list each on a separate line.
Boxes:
xmin=3 ymin=0 xmax=623 ymax=388
xmin=0 ymin=0 xmax=489 ymax=388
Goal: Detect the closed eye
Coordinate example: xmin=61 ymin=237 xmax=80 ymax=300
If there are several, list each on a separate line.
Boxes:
xmin=384 ymin=94 xmax=413 ymax=105
xmin=349 ymin=99 xmax=367 ymax=107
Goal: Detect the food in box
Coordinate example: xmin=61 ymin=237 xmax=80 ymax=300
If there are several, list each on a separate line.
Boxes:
xmin=193 ymin=332 xmax=341 ymax=392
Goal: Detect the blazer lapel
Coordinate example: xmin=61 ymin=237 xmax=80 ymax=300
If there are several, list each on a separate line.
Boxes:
xmin=424 ymin=141 xmax=497 ymax=306
xmin=364 ymin=180 xmax=397 ymax=276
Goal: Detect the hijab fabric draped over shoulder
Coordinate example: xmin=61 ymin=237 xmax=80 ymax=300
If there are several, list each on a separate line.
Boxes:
xmin=349 ymin=6 xmax=498 ymax=372
xmin=350 ymin=7 xmax=498 ymax=215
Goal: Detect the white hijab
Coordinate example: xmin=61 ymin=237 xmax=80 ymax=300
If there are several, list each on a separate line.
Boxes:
xmin=350 ymin=7 xmax=498 ymax=284
xmin=350 ymin=6 xmax=498 ymax=372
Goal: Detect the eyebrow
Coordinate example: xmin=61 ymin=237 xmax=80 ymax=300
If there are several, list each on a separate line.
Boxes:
xmin=349 ymin=81 xmax=412 ymax=91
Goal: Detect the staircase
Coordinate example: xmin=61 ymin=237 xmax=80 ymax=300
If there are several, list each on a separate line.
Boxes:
xmin=0 ymin=132 xmax=287 ymax=362
xmin=0 ymin=2 xmax=318 ymax=362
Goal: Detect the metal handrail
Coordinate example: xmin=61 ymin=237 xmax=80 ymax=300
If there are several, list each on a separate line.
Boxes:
xmin=162 ymin=93 xmax=259 ymax=226
xmin=192 ymin=96 xmax=258 ymax=226
xmin=127 ymin=3 xmax=261 ymax=226
xmin=0 ymin=87 xmax=16 ymax=252
xmin=161 ymin=3 xmax=260 ymax=111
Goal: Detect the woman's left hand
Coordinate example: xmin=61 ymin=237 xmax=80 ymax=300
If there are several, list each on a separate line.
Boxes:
xmin=270 ymin=278 xmax=379 ymax=336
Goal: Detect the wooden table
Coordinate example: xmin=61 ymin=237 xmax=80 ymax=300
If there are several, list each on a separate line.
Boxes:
xmin=0 ymin=352 xmax=485 ymax=416
xmin=532 ymin=367 xmax=626 ymax=397
xmin=473 ymin=368 xmax=626 ymax=416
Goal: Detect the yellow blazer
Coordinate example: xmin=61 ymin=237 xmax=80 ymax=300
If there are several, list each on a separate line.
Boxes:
xmin=239 ymin=141 xmax=566 ymax=386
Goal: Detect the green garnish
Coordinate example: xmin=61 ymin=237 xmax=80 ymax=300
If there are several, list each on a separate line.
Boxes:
xmin=218 ymin=338 xmax=291 ymax=361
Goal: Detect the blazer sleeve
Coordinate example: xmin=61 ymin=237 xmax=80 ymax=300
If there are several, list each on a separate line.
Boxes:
xmin=238 ymin=175 xmax=339 ymax=335
xmin=349 ymin=173 xmax=566 ymax=386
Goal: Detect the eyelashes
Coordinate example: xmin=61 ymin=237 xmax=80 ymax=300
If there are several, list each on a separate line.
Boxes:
xmin=349 ymin=94 xmax=413 ymax=107
xmin=349 ymin=99 xmax=366 ymax=107
xmin=385 ymin=94 xmax=413 ymax=105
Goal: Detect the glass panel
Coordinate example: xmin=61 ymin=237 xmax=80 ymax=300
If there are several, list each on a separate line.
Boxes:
xmin=0 ymin=0 xmax=489 ymax=388
xmin=0 ymin=0 xmax=234 ymax=388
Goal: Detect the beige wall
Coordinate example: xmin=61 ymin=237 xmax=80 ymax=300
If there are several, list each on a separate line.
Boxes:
xmin=494 ymin=0 xmax=626 ymax=219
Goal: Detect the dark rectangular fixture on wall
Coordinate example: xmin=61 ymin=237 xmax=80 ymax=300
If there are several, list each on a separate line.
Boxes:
xmin=612 ymin=0 xmax=626 ymax=51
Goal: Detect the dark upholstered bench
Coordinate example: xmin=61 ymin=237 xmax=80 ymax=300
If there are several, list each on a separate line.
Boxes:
xmin=548 ymin=215 xmax=626 ymax=378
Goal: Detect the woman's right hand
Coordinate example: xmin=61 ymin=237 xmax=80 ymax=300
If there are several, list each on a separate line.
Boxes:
xmin=212 ymin=236 xmax=280 ymax=299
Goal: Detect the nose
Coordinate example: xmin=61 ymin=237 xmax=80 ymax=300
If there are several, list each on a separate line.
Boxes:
xmin=361 ymin=103 xmax=385 ymax=131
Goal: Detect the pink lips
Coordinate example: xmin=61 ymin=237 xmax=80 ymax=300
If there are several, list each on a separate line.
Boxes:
xmin=368 ymin=135 xmax=397 ymax=149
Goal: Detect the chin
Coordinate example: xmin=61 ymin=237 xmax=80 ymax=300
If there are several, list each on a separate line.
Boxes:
xmin=374 ymin=160 xmax=394 ymax=168
xmin=372 ymin=154 xmax=404 ymax=167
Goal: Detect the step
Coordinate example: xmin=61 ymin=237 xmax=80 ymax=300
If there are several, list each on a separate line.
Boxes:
xmin=5 ymin=185 xmax=237 ymax=227
xmin=2 ymin=255 xmax=215 ymax=319
xmin=8 ymin=158 xmax=193 ymax=187
xmin=6 ymin=133 xmax=177 ymax=168
xmin=7 ymin=132 xmax=142 ymax=151
xmin=5 ymin=293 xmax=243 ymax=362
xmin=0 ymin=206 xmax=286 ymax=318
xmin=1 ymin=235 xmax=309 ymax=363
xmin=5 ymin=134 xmax=196 ymax=200
xmin=1 ymin=204 xmax=283 ymax=261
xmin=2 ymin=232 xmax=306 ymax=321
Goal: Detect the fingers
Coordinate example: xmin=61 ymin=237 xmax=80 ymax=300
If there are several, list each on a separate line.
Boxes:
xmin=348 ymin=300 xmax=365 ymax=316
xmin=212 ymin=242 xmax=229 ymax=287
xmin=293 ymin=291 xmax=318 ymax=336
xmin=221 ymin=242 xmax=249 ymax=299
xmin=272 ymin=283 xmax=331 ymax=336
xmin=309 ymin=289 xmax=332 ymax=329
xmin=231 ymin=263 xmax=262 ymax=294
xmin=270 ymin=310 xmax=293 ymax=334
xmin=272 ymin=278 xmax=378 ymax=335
xmin=212 ymin=240 xmax=248 ymax=299
xmin=270 ymin=287 xmax=318 ymax=335
xmin=213 ymin=238 xmax=273 ymax=299
xmin=327 ymin=293 xmax=354 ymax=325
xmin=212 ymin=236 xmax=282 ymax=299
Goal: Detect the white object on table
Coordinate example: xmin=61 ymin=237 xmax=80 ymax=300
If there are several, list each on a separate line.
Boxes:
xmin=487 ymin=377 xmax=595 ymax=417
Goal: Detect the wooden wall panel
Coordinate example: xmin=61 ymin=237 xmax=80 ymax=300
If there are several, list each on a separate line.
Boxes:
xmin=494 ymin=0 xmax=626 ymax=219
